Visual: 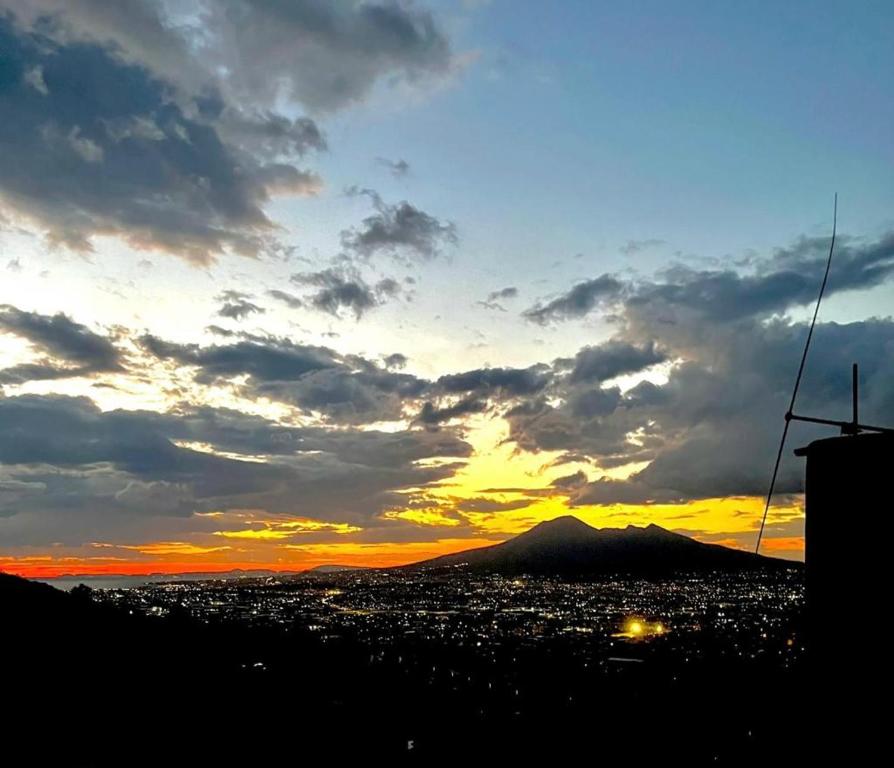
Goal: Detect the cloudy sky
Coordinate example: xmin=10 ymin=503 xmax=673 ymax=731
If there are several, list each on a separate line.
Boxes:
xmin=1 ymin=0 xmax=892 ymax=577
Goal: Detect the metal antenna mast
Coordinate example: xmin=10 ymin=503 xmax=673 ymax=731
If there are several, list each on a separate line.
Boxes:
xmin=754 ymin=195 xmax=837 ymax=554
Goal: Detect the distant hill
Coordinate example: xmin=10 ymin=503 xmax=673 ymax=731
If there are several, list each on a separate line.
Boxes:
xmin=31 ymin=565 xmax=366 ymax=592
xmin=37 ymin=567 xmax=303 ymax=590
xmin=305 ymin=564 xmax=370 ymax=574
xmin=403 ymin=515 xmax=795 ymax=576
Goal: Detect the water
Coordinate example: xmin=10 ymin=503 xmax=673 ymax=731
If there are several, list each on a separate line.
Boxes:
xmin=36 ymin=572 xmax=247 ymax=591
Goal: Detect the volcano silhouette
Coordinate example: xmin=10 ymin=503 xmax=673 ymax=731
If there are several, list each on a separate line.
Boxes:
xmin=405 ymin=516 xmax=794 ymax=576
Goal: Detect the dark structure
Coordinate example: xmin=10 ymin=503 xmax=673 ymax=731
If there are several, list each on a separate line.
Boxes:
xmin=791 ymin=365 xmax=893 ymax=661
xmin=795 ymin=432 xmax=893 ymax=656
xmin=795 ymin=430 xmax=893 ymax=758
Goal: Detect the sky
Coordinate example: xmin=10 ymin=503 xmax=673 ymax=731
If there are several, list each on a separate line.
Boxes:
xmin=1 ymin=0 xmax=892 ymax=577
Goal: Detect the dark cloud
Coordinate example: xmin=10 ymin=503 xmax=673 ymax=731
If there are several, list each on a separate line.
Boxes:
xmin=508 ymin=314 xmax=894 ymax=505
xmin=201 ymin=0 xmax=454 ymax=112
xmin=139 ymin=333 xmax=427 ymax=424
xmin=522 ymin=274 xmax=623 ymax=325
xmin=0 ymin=0 xmax=459 ymax=263
xmin=523 ymin=230 xmax=894 ymax=328
xmin=532 ymin=230 xmax=894 ymax=328
xmin=567 ymin=478 xmax=683 ymax=506
xmin=138 ymin=331 xmax=574 ymax=429
xmin=4 ymin=0 xmax=456 ymax=114
xmin=478 ymin=286 xmax=518 ymax=311
xmin=266 ymin=289 xmax=303 ymax=309
xmin=0 ymin=304 xmax=122 ymax=383
xmin=375 ymin=277 xmax=402 ymax=297
xmin=564 ymin=386 xmax=623 ymax=419
xmin=631 ymin=319 xmax=893 ymax=497
xmin=303 ymin=269 xmax=376 ymax=317
xmin=501 ymin=224 xmax=894 ymax=508
xmin=218 ymin=109 xmax=327 ymax=158
xmin=0 ymin=394 xmax=254 ymax=487
xmin=205 ymin=324 xmax=236 ymax=338
xmin=436 ymin=365 xmax=552 ymax=398
xmin=556 ymin=341 xmax=666 ymax=384
xmin=488 ymin=286 xmax=518 ymax=302
xmin=216 ymin=290 xmax=266 ymax=321
xmin=139 ymin=334 xmax=339 ymax=383
xmin=0 ymin=393 xmax=471 ymax=545
xmin=550 ymin=470 xmax=588 ymax=491
xmin=410 ymin=364 xmax=554 ymax=432
xmin=291 ymin=267 xmax=401 ymax=319
xmin=506 ymin=228 xmax=894 ymax=506
xmin=376 ymin=157 xmax=410 ymax=177
xmin=0 ymin=11 xmax=321 ymax=264
xmin=504 ymin=391 xmax=633 ymax=458
xmin=1 ymin=1 xmax=196 ymax=85
xmin=630 ymin=267 xmax=821 ymax=324
xmin=416 ymin=396 xmax=488 ymax=427
xmin=256 ymin=366 xmax=426 ymax=424
xmin=341 ymin=188 xmax=457 ymax=261
xmin=383 ymin=353 xmax=408 ymax=369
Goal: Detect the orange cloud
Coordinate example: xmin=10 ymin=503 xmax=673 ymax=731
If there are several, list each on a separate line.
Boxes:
xmin=284 ymin=537 xmax=504 ymax=569
xmin=214 ymin=518 xmax=362 ymax=540
xmin=381 ymin=508 xmax=461 ymax=527
xmin=118 ymin=542 xmax=232 ymax=556
xmin=759 ymin=536 xmax=805 ymax=556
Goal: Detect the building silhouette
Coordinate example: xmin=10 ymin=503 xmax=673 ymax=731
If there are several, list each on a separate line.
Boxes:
xmin=795 ymin=430 xmax=893 ymax=759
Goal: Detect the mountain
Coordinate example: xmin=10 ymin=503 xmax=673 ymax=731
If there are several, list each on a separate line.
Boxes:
xmin=305 ymin=564 xmax=370 ymax=574
xmin=404 ymin=515 xmax=795 ymax=576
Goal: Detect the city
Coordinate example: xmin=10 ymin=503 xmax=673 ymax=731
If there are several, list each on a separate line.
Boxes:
xmin=94 ymin=568 xmax=805 ymax=670
xmin=40 ymin=565 xmax=803 ymax=759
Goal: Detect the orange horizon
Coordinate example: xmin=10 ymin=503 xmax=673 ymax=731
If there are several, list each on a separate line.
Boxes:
xmin=0 ymin=555 xmax=448 ymax=580
xmin=1 ymin=529 xmax=804 ymax=580
xmin=0 ymin=539 xmax=502 ymax=580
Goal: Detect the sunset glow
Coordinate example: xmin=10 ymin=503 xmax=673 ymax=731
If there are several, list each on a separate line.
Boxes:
xmin=2 ymin=4 xmax=890 ymax=763
xmin=0 ymin=0 xmax=888 ymax=583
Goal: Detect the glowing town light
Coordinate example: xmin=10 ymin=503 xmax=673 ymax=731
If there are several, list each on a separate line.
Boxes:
xmin=613 ymin=618 xmax=668 ymax=639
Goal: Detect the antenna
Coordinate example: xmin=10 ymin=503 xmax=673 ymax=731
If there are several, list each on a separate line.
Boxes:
xmin=786 ymin=363 xmax=894 ymax=436
xmin=754 ymin=195 xmax=837 ymax=555
xmin=756 ymin=198 xmax=894 ymax=554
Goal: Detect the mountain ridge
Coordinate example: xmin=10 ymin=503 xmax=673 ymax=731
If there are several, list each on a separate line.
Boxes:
xmin=401 ymin=515 xmax=795 ymax=576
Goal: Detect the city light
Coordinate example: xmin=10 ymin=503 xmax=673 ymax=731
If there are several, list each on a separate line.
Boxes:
xmin=616 ymin=618 xmax=668 ymax=639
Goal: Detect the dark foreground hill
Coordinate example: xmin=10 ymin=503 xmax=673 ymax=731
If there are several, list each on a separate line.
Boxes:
xmin=0 ymin=572 xmax=381 ymax=762
xmin=405 ymin=515 xmax=794 ymax=576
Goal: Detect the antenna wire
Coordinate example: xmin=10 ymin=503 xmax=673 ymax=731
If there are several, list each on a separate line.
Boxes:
xmin=755 ymin=194 xmax=837 ymax=553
